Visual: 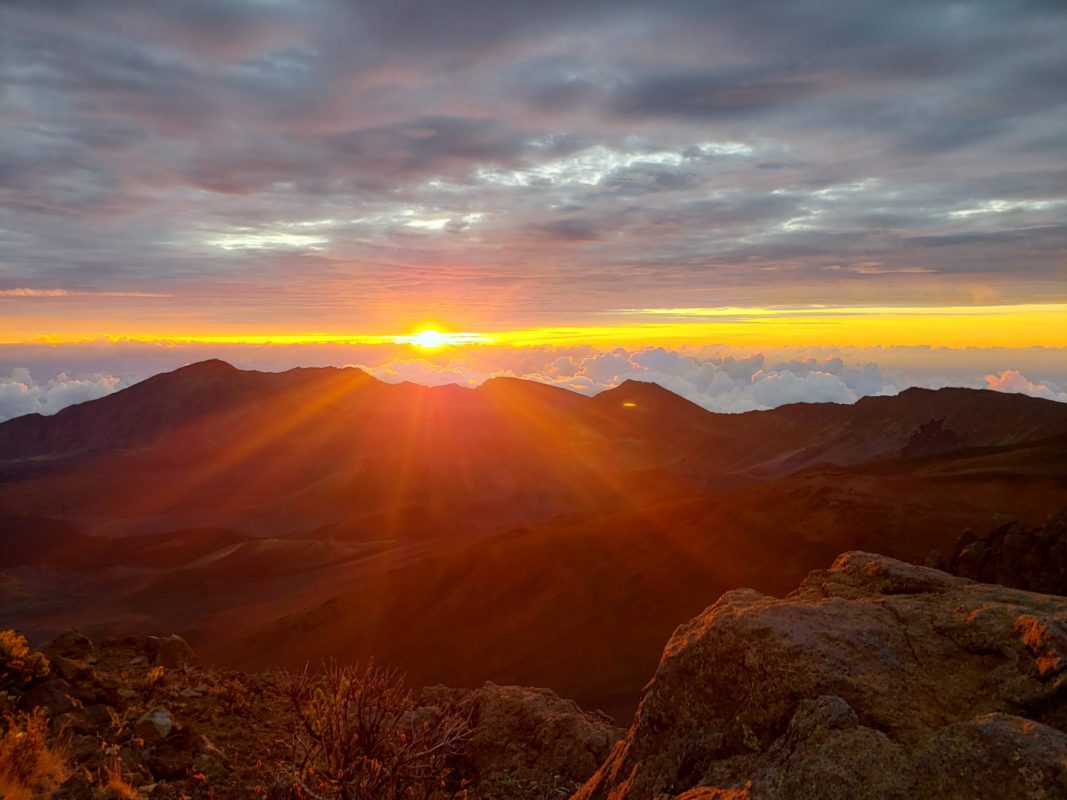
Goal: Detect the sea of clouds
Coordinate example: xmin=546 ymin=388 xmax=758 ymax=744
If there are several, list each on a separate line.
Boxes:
xmin=2 ymin=342 xmax=1066 ymax=423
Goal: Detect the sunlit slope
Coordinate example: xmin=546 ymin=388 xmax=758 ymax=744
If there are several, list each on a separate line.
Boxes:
xmin=0 ymin=362 xmax=697 ymax=537
xmin=3 ymin=361 xmax=1067 ymax=538
xmin=2 ymin=361 xmax=1066 ymax=719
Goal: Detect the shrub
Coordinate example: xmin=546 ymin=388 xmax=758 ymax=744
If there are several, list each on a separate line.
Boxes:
xmin=140 ymin=665 xmax=166 ymax=694
xmin=0 ymin=630 xmax=50 ymax=691
xmin=276 ymin=662 xmax=470 ymax=800
xmin=0 ymin=708 xmax=68 ymax=798
xmin=209 ymin=672 xmax=258 ymax=716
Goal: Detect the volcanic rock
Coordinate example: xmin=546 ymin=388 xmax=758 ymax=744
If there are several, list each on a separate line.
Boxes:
xmin=136 ymin=705 xmax=175 ymax=743
xmin=421 ymin=682 xmax=622 ymax=798
xmin=575 ymin=551 xmax=1067 ymax=800
xmin=43 ymin=630 xmax=94 ymax=660
xmin=20 ymin=677 xmax=75 ymax=716
xmin=947 ymin=510 xmax=1067 ymax=594
xmin=146 ymin=634 xmax=198 ymax=668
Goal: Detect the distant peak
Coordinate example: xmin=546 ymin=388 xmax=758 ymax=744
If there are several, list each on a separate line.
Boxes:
xmin=279 ymin=365 xmax=366 ymax=378
xmin=614 ymin=379 xmax=666 ymax=392
xmin=599 ymin=379 xmax=679 ymax=399
xmin=481 ymin=376 xmax=571 ymax=393
xmin=176 ymin=359 xmax=239 ymax=374
xmin=594 ymin=379 xmax=708 ymax=414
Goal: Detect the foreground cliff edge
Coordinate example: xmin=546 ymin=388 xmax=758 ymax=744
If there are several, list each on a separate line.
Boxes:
xmin=575 ymin=551 xmax=1067 ymax=800
xmin=3 ymin=552 xmax=1065 ymax=798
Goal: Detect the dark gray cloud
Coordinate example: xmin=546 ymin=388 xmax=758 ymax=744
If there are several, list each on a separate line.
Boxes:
xmin=1 ymin=0 xmax=1065 ymax=329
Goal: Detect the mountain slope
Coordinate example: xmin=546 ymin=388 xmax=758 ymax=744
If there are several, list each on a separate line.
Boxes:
xmin=2 ymin=361 xmax=1066 ymax=719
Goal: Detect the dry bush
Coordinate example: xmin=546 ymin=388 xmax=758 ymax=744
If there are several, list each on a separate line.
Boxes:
xmin=102 ymin=755 xmax=143 ymax=799
xmin=0 ymin=629 xmax=50 ymax=691
xmin=275 ymin=662 xmax=470 ymax=800
xmin=140 ymin=664 xmax=166 ymax=694
xmin=209 ymin=672 xmax=258 ymax=715
xmin=0 ymin=708 xmax=68 ymax=798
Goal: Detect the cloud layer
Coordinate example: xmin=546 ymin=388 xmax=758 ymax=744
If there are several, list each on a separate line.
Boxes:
xmin=2 ymin=1 xmax=1065 ymax=334
xmin=357 ymin=348 xmax=891 ymax=412
xmin=3 ymin=343 xmax=1064 ymax=422
xmin=0 ymin=368 xmax=123 ymax=421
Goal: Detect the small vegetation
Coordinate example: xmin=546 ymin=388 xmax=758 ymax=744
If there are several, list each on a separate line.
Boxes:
xmin=102 ymin=755 xmax=143 ymax=799
xmin=141 ymin=664 xmax=166 ymax=694
xmin=274 ymin=662 xmax=470 ymax=800
xmin=209 ymin=671 xmax=259 ymax=716
xmin=0 ymin=629 xmax=50 ymax=691
xmin=0 ymin=708 xmax=69 ymax=799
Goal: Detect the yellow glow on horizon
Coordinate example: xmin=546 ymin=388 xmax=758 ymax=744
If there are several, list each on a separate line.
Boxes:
xmin=411 ymin=329 xmax=448 ymax=349
xmin=392 ymin=329 xmax=492 ymax=348
xmin=2 ymin=303 xmax=1064 ymax=349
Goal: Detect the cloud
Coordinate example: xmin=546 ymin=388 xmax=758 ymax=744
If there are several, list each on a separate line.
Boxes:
xmin=358 ymin=358 xmax=487 ymax=388
xmin=355 ymin=346 xmax=895 ymax=413
xmin=1 ymin=0 xmax=1064 ymax=326
xmin=0 ymin=368 xmax=123 ymax=421
xmin=2 ymin=344 xmax=1066 ymax=423
xmin=748 ymin=369 xmax=857 ymax=407
xmin=984 ymin=370 xmax=1067 ymax=403
xmin=610 ymin=70 xmax=819 ymax=119
xmin=0 ymin=288 xmax=172 ymax=298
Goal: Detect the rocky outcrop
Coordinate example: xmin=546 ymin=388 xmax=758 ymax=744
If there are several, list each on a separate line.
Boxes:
xmin=4 ymin=631 xmax=268 ymax=799
xmin=946 ymin=510 xmax=1067 ymax=595
xmin=4 ymin=630 xmax=621 ymax=799
xmin=575 ymin=552 xmax=1067 ymax=800
xmin=900 ymin=417 xmax=966 ymax=458
xmin=421 ymin=682 xmax=622 ymax=799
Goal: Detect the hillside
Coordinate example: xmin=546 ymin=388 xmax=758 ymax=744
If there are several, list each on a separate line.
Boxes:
xmin=2 ymin=361 xmax=1066 ymax=718
xmin=4 ymin=552 xmax=1064 ymax=799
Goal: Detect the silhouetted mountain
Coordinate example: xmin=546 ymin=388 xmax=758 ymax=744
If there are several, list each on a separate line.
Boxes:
xmin=0 ymin=359 xmax=280 ymax=463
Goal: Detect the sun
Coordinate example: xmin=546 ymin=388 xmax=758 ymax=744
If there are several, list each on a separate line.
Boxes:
xmin=394 ymin=328 xmax=492 ymax=348
xmin=410 ymin=329 xmax=449 ymax=349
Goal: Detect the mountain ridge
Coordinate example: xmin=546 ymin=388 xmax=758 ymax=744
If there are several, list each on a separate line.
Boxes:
xmin=2 ymin=360 xmax=1066 ymax=719
xmin=4 ymin=359 xmax=1066 ymax=469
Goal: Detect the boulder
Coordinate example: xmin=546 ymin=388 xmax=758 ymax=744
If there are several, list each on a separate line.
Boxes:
xmin=946 ymin=510 xmax=1067 ymax=594
xmin=20 ymin=677 xmax=75 ymax=716
xmin=136 ymin=705 xmax=175 ymax=744
xmin=44 ymin=630 xmax=94 ymax=660
xmin=575 ymin=551 xmax=1067 ymax=800
xmin=49 ymin=654 xmax=94 ymax=683
xmin=421 ymin=682 xmax=621 ymax=798
xmin=145 ymin=726 xmax=200 ymax=779
xmin=146 ymin=634 xmax=197 ymax=668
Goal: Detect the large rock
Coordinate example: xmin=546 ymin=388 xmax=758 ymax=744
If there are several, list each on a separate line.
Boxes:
xmin=575 ymin=551 xmax=1067 ymax=800
xmin=136 ymin=705 xmax=175 ymax=743
xmin=146 ymin=634 xmax=198 ymax=668
xmin=19 ymin=677 xmax=75 ymax=716
xmin=947 ymin=511 xmax=1067 ymax=595
xmin=421 ymin=682 xmax=621 ymax=798
xmin=43 ymin=630 xmax=94 ymax=660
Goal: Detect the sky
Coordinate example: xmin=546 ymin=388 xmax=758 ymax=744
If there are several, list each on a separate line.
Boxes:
xmin=1 ymin=0 xmax=1065 ymax=416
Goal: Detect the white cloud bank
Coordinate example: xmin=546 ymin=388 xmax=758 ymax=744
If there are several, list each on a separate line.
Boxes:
xmin=0 ymin=369 xmax=123 ymax=421
xmin=356 ymin=348 xmax=893 ymax=413
xmin=984 ymin=370 xmax=1067 ymax=403
xmin=1 ymin=347 xmax=1065 ymax=423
